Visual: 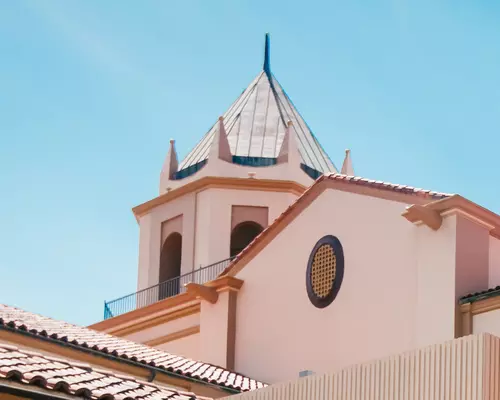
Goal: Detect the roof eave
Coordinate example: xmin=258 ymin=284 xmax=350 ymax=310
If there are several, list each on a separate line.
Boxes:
xmin=221 ymin=174 xmax=463 ymax=278
xmin=132 ymin=176 xmax=307 ymax=221
xmin=0 ymin=325 xmax=241 ymax=396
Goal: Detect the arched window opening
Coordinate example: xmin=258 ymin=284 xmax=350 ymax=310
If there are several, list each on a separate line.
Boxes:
xmin=230 ymin=221 xmax=264 ymax=258
xmin=159 ymin=232 xmax=182 ymax=300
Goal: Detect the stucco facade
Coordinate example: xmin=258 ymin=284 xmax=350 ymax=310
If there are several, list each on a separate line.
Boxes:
xmin=96 ymin=172 xmax=500 ymax=386
xmin=234 ymin=189 xmax=417 ymax=382
xmin=489 ymin=236 xmax=500 ymax=287
xmin=137 ymin=184 xmax=299 ymax=292
xmin=194 ymin=188 xmax=297 ymax=268
xmin=86 ymin=34 xmax=500 ymax=399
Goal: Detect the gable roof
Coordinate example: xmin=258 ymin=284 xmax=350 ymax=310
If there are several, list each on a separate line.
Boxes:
xmin=0 ymin=343 xmax=210 ymax=400
xmin=178 ymin=34 xmax=336 ymax=175
xmin=0 ymin=304 xmax=265 ymax=393
xmin=221 ymin=173 xmax=453 ymax=277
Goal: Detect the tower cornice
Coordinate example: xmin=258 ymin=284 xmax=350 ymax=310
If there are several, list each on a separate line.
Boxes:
xmin=134 ymin=176 xmax=307 ymax=221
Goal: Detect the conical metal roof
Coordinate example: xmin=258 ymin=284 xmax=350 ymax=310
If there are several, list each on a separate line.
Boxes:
xmin=178 ymin=34 xmax=336 ymax=174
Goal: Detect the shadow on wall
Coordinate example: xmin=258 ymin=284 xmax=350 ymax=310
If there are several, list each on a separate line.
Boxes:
xmin=159 ymin=232 xmax=182 ymax=299
xmin=230 ymin=221 xmax=263 ymax=258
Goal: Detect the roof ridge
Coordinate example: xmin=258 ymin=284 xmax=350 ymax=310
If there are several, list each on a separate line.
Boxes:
xmin=324 ymin=173 xmax=454 ymax=197
xmin=271 ymin=73 xmax=336 ymax=171
xmin=273 ymin=75 xmax=338 ymax=170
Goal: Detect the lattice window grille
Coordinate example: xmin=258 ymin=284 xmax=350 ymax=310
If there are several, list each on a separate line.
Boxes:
xmin=310 ymin=244 xmax=336 ymax=299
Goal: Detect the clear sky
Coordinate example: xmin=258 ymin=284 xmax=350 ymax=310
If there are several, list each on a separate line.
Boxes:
xmin=1 ymin=0 xmax=500 ymax=326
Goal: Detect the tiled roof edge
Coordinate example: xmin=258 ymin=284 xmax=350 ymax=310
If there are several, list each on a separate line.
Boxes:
xmin=0 ymin=344 xmax=208 ymax=400
xmin=323 ymin=173 xmax=453 ymax=199
xmin=459 ymin=286 xmax=500 ymax=304
xmin=0 ymin=320 xmax=247 ymax=394
xmin=221 ymin=173 xmax=452 ymax=277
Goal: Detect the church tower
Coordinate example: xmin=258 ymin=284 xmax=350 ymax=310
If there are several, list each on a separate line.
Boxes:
xmin=107 ymin=35 xmax=340 ymax=318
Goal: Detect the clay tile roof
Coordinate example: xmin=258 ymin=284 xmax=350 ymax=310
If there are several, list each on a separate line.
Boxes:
xmin=459 ymin=286 xmax=500 ymax=304
xmin=221 ymin=173 xmax=452 ymax=276
xmin=0 ymin=304 xmax=266 ymax=393
xmin=323 ymin=173 xmax=451 ymax=200
xmin=0 ymin=342 xmax=211 ymax=400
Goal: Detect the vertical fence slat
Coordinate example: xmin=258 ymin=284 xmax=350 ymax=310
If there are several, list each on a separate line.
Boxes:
xmin=230 ymin=334 xmax=490 ymax=400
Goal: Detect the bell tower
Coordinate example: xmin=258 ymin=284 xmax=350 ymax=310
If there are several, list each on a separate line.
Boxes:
xmin=133 ymin=34 xmax=339 ymax=308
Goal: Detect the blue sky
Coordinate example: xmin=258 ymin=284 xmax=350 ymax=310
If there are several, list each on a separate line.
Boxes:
xmin=1 ymin=0 xmax=500 ymax=326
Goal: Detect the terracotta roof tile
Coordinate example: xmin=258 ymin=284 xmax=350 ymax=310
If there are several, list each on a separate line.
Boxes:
xmin=0 ymin=304 xmax=266 ymax=393
xmin=221 ymin=173 xmax=452 ymax=276
xmin=460 ymin=286 xmax=500 ymax=304
xmin=0 ymin=343 xmax=211 ymax=399
xmin=323 ymin=173 xmax=451 ymax=199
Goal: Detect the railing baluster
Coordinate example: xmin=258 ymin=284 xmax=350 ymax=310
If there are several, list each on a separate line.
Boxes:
xmin=103 ymin=256 xmax=235 ymax=319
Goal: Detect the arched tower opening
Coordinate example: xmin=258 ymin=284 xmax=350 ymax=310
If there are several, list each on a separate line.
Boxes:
xmin=230 ymin=221 xmax=264 ymax=258
xmin=159 ymin=232 xmax=182 ymax=299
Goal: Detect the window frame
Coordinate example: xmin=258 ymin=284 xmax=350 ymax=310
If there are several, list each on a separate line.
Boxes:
xmin=306 ymin=235 xmax=345 ymax=308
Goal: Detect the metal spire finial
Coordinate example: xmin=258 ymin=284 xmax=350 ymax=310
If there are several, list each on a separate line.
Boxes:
xmin=263 ymin=33 xmax=271 ymax=75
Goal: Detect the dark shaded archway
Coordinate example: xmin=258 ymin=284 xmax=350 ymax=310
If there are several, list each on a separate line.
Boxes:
xmin=230 ymin=221 xmax=264 ymax=258
xmin=159 ymin=232 xmax=182 ymax=299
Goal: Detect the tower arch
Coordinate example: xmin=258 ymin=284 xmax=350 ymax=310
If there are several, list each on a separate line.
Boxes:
xmin=159 ymin=232 xmax=182 ymax=299
xmin=230 ymin=221 xmax=264 ymax=258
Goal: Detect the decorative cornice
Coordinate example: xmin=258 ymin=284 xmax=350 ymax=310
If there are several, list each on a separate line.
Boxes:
xmin=88 ymin=293 xmax=198 ymax=334
xmin=402 ymin=204 xmax=443 ymax=230
xmin=206 ymin=276 xmax=244 ymax=292
xmin=403 ymin=194 xmax=500 ymax=238
xmin=185 ymin=283 xmax=218 ymax=304
xmin=90 ymin=277 xmax=244 ymax=334
xmin=185 ymin=276 xmax=244 ymax=305
xmin=133 ymin=177 xmax=306 ymax=220
xmin=144 ymin=325 xmax=200 ymax=347
xmin=461 ymin=295 xmax=500 ymax=316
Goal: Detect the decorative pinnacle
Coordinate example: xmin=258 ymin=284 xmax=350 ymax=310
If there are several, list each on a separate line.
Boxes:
xmin=170 ymin=139 xmax=175 ymax=144
xmin=218 ymin=116 xmax=224 ymax=121
xmin=345 ymin=149 xmax=350 ymax=154
xmin=287 ymin=120 xmax=293 ymax=128
xmin=263 ymin=33 xmax=271 ymax=75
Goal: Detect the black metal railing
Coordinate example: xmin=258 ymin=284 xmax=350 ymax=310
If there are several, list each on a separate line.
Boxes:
xmin=103 ymin=257 xmax=235 ymax=320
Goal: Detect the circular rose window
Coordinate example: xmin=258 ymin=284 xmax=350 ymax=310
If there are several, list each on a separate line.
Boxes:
xmin=306 ymin=235 xmax=344 ymax=308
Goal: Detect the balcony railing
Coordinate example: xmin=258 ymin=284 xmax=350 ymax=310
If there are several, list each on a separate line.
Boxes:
xmin=103 ymin=257 xmax=235 ymax=320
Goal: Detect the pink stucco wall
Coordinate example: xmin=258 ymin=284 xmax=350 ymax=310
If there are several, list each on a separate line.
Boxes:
xmin=489 ymin=236 xmax=500 ymax=287
xmin=161 ymin=215 xmax=183 ymax=246
xmin=119 ymin=310 xmax=201 ymax=360
xmin=233 ymin=189 xmax=418 ymax=383
xmin=199 ymin=291 xmax=233 ymax=368
xmin=473 ymin=309 xmax=500 ymax=338
xmin=194 ymin=188 xmax=297 ymax=269
xmin=133 ymin=186 xmax=500 ymax=384
xmin=138 ymin=186 xmax=297 ymax=292
xmin=231 ymin=206 xmax=269 ymax=231
xmin=455 ymin=215 xmax=489 ymax=301
xmin=123 ymin=313 xmax=199 ymax=344
xmin=137 ymin=193 xmax=197 ymax=290
xmin=156 ymin=333 xmax=200 ymax=359
xmin=231 ymin=198 xmax=497 ymax=383
xmin=414 ymin=215 xmax=457 ymax=348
